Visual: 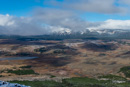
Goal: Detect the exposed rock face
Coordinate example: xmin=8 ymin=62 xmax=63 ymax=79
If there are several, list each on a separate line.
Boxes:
xmin=0 ymin=81 xmax=31 ymax=87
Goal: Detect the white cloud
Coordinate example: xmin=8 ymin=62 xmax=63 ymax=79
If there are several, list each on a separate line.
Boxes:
xmin=0 ymin=14 xmax=49 ymax=35
xmin=0 ymin=11 xmax=79 ymax=35
xmin=32 ymin=8 xmax=88 ymax=31
xmin=0 ymin=14 xmax=14 ymax=26
xmin=0 ymin=8 xmax=130 ymax=36
xmin=88 ymin=19 xmax=130 ymax=30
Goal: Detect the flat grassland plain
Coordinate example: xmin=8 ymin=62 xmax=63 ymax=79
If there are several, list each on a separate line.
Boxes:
xmin=0 ymin=39 xmax=130 ymax=87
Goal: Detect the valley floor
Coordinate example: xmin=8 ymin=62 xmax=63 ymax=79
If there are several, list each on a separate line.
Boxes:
xmin=0 ymin=39 xmax=129 ymax=86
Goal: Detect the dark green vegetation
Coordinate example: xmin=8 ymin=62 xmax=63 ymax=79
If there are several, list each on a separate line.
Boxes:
xmin=0 ymin=75 xmax=4 ymax=77
xmin=7 ymin=69 xmax=36 ymax=75
xmin=98 ymin=74 xmax=127 ymax=81
xmin=34 ymin=47 xmax=48 ymax=54
xmin=34 ymin=45 xmax=73 ymax=54
xmin=6 ymin=52 xmax=32 ymax=56
xmin=53 ymin=50 xmax=66 ymax=54
xmin=119 ymin=66 xmax=130 ymax=78
xmin=20 ymin=65 xmax=32 ymax=69
xmin=13 ymin=52 xmax=32 ymax=56
xmin=50 ymin=75 xmax=56 ymax=78
xmin=10 ymin=77 xmax=130 ymax=87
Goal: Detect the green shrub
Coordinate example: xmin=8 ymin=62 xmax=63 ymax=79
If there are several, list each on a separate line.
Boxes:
xmin=10 ymin=77 xmax=130 ymax=87
xmin=50 ymin=75 xmax=56 ymax=78
xmin=98 ymin=74 xmax=127 ymax=81
xmin=34 ymin=47 xmax=48 ymax=54
xmin=62 ymin=77 xmax=110 ymax=87
xmin=0 ymin=75 xmax=4 ymax=77
xmin=20 ymin=65 xmax=32 ymax=69
xmin=53 ymin=50 xmax=65 ymax=54
xmin=119 ymin=66 xmax=130 ymax=78
xmin=7 ymin=69 xmax=36 ymax=75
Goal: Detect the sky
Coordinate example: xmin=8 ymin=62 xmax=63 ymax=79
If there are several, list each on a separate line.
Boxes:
xmin=0 ymin=0 xmax=130 ymax=35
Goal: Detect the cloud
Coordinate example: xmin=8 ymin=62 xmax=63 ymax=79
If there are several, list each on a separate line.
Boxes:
xmin=0 ymin=14 xmax=49 ymax=35
xmin=0 ymin=8 xmax=87 ymax=35
xmin=118 ymin=0 xmax=130 ymax=5
xmin=32 ymin=8 xmax=89 ymax=31
xmin=33 ymin=8 xmax=77 ymax=25
xmin=0 ymin=14 xmax=14 ymax=26
xmin=1 ymin=12 xmax=130 ymax=36
xmin=87 ymin=19 xmax=130 ymax=30
xmin=45 ymin=0 xmax=127 ymax=14
xmin=0 ymin=8 xmax=89 ymax=35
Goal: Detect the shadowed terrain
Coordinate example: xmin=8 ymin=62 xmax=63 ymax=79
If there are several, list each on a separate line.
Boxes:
xmin=82 ymin=42 xmax=118 ymax=52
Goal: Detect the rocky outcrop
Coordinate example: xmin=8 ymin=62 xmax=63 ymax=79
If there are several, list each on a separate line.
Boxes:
xmin=0 ymin=81 xmax=30 ymax=87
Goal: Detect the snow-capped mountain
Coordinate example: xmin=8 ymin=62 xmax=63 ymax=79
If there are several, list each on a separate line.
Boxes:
xmin=54 ymin=28 xmax=130 ymax=35
xmin=87 ymin=29 xmax=130 ymax=35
